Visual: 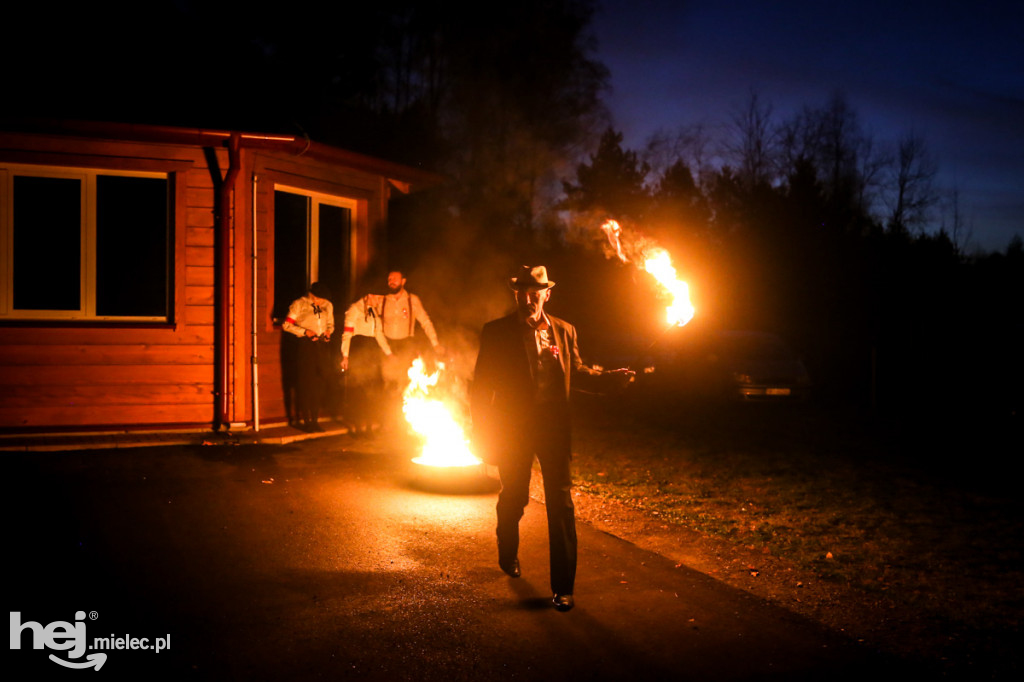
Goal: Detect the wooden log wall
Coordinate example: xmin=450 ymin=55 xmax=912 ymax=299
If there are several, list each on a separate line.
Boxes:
xmin=250 ymin=151 xmax=384 ymax=426
xmin=0 ymin=129 xmax=397 ymax=433
xmin=0 ymin=132 xmax=218 ymax=430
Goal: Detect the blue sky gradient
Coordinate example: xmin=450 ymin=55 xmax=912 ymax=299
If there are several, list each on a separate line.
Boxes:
xmin=593 ymin=0 xmax=1023 ymax=252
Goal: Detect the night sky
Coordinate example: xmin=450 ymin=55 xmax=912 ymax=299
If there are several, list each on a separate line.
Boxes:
xmin=593 ymin=0 xmax=1024 ymax=253
xmin=3 ymin=2 xmax=1020 ymax=252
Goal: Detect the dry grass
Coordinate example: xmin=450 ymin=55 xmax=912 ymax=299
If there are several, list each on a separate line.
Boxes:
xmin=566 ymin=395 xmax=1023 ymax=676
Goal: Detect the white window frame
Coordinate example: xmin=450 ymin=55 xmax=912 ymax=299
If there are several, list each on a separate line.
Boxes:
xmin=0 ymin=163 xmax=169 ymax=322
xmin=274 ymin=183 xmax=358 ymax=288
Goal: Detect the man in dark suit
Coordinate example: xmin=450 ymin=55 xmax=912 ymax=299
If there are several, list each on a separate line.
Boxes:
xmin=471 ymin=265 xmax=630 ymax=612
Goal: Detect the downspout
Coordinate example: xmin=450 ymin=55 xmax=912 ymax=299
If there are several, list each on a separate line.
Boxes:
xmin=216 ymin=133 xmax=242 ymax=430
xmin=251 ymin=173 xmax=260 ymax=432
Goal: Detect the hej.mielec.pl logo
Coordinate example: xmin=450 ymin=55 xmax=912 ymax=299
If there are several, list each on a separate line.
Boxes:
xmin=11 ymin=610 xmax=171 ymax=670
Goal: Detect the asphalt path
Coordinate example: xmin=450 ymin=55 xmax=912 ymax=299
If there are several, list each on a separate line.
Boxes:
xmin=7 ymin=433 xmax=923 ymax=680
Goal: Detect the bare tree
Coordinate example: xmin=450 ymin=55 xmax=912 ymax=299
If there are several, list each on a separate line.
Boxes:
xmin=375 ymin=6 xmax=447 ymax=117
xmin=940 ymin=184 xmax=973 ymax=254
xmin=724 ymin=88 xmax=778 ymax=190
xmin=854 ymin=133 xmax=891 ymax=221
xmin=642 ymin=123 xmax=715 ymax=186
xmin=886 ymin=131 xmax=939 ymax=234
xmin=776 ymin=92 xmax=885 ymax=220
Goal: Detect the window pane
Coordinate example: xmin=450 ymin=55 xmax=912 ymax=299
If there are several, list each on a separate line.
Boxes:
xmin=13 ymin=175 xmax=81 ymax=310
xmin=273 ymin=190 xmax=309 ymax=321
xmin=95 ymin=175 xmax=169 ymax=317
xmin=317 ymin=203 xmax=351 ymax=308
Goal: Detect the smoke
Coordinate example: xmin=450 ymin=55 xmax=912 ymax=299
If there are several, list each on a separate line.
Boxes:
xmin=368 ymin=196 xmax=693 ymax=389
xmin=363 ymin=195 xmax=523 ymax=384
xmin=568 ymin=212 xmax=666 ymax=267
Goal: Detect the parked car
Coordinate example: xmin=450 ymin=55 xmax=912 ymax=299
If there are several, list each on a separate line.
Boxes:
xmin=714 ymin=330 xmax=812 ymax=401
xmin=638 ymin=327 xmax=812 ymax=403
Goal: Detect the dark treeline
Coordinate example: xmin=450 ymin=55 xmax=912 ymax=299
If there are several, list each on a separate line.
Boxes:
xmin=5 ymin=1 xmax=1020 ymax=424
xmin=351 ymin=3 xmax=1021 ymax=427
xmin=555 ymin=120 xmax=1023 ymax=427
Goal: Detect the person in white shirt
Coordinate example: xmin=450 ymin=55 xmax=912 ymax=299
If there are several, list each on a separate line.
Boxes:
xmin=379 ymin=269 xmax=446 ymax=428
xmin=282 ymin=282 xmax=334 ymax=431
xmin=381 ymin=271 xmax=443 ymax=358
xmin=340 ymin=294 xmax=392 ymax=433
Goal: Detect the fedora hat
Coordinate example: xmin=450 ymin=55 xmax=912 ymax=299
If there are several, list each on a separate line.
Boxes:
xmin=509 ymin=265 xmax=555 ymax=290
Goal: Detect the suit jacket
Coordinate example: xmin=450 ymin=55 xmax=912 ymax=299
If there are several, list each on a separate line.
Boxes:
xmin=470 ymin=312 xmax=600 ymax=464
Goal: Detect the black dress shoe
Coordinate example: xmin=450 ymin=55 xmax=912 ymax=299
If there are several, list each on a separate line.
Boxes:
xmin=499 ymin=558 xmax=521 ymax=578
xmin=552 ymin=594 xmax=574 ymax=611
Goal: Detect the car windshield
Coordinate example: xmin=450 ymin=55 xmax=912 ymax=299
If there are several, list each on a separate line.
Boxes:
xmin=719 ymin=333 xmax=793 ymax=363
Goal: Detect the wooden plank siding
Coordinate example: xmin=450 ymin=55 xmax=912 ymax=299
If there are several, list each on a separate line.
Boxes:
xmin=1 ymin=383 xmax=211 ymax=407
xmin=0 ymin=131 xmax=218 ymax=430
xmin=249 ymin=150 xmax=388 ymax=427
xmin=0 ymin=344 xmax=214 ymax=365
xmin=1 ymin=124 xmax=429 ymax=433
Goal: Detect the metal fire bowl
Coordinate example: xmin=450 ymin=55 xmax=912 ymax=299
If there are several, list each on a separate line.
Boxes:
xmin=409 ymin=460 xmax=499 ymax=495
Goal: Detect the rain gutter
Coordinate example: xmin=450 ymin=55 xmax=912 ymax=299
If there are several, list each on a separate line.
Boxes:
xmin=251 ymin=172 xmax=260 ymax=432
xmin=216 ymin=133 xmax=242 ymax=429
xmin=9 ymin=120 xmax=442 ymax=431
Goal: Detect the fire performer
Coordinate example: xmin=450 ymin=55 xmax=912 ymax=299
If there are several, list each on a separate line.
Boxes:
xmin=282 ymin=282 xmax=335 ymax=432
xmin=471 ymin=265 xmax=632 ymax=612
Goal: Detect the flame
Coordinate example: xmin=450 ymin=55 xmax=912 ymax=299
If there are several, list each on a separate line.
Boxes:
xmin=643 ymin=248 xmax=696 ymax=327
xmin=600 ymin=219 xmax=696 ymax=327
xmin=403 ymin=358 xmax=481 ymax=467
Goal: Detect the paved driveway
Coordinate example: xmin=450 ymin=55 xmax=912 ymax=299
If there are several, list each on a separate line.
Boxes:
xmin=7 ymin=433 xmax=920 ymax=680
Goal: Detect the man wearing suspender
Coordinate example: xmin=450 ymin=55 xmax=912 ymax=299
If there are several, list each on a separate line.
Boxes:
xmin=381 ymin=270 xmax=445 ymax=373
xmin=379 ymin=270 xmax=445 ymax=428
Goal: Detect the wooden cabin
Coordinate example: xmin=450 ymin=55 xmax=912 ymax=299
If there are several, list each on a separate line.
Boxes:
xmin=0 ymin=121 xmax=439 ymax=433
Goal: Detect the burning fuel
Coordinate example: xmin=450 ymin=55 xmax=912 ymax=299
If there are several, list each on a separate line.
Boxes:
xmin=403 ymin=358 xmax=481 ymax=468
xmin=601 ymin=219 xmax=696 ymax=327
xmin=643 ymin=248 xmax=695 ymax=327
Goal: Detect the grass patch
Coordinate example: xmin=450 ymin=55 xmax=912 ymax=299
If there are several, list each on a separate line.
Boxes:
xmin=569 ymin=395 xmax=1023 ymax=670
